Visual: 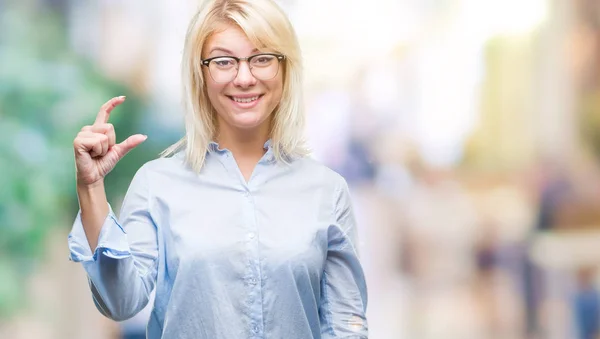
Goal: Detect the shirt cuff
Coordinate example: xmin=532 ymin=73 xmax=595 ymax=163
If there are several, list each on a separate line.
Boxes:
xmin=67 ymin=204 xmax=132 ymax=262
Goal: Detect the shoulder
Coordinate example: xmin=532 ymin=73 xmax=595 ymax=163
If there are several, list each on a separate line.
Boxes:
xmin=133 ymin=151 xmax=190 ymax=183
xmin=141 ymin=151 xmax=187 ymax=172
xmin=125 ymin=152 xmax=194 ymax=199
xmin=289 ymin=155 xmax=349 ymax=192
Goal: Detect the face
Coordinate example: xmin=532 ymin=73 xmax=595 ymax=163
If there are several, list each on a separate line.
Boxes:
xmin=202 ymin=23 xmax=284 ymax=134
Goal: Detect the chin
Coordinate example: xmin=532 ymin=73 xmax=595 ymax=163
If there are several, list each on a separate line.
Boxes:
xmin=214 ymin=95 xmax=275 ymax=131
xmin=229 ymin=111 xmax=269 ymax=130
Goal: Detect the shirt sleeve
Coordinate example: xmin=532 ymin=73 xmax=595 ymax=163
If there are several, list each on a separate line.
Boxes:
xmin=319 ymin=177 xmax=369 ymax=338
xmin=67 ymin=164 xmax=158 ymax=322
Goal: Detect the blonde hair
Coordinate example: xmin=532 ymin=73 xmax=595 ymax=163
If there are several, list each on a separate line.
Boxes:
xmin=161 ymin=0 xmax=309 ymax=172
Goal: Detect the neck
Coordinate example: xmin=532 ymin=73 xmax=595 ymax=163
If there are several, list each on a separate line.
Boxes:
xmin=216 ymin=121 xmax=270 ymax=159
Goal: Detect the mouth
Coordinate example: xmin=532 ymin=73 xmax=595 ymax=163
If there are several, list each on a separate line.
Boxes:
xmin=227 ymin=94 xmax=264 ymax=108
xmin=227 ymin=94 xmax=264 ymax=103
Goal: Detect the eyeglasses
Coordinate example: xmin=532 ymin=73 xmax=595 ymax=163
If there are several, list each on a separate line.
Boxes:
xmin=201 ymin=53 xmax=285 ymax=83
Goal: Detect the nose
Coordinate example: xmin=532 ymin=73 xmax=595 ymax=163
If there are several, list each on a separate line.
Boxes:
xmin=232 ymin=61 xmax=257 ymax=88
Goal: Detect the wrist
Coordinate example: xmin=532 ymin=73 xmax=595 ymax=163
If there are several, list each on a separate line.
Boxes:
xmin=76 ymin=179 xmax=105 ymax=192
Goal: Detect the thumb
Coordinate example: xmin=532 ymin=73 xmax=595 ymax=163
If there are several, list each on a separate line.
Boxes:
xmin=112 ymin=134 xmax=148 ymax=160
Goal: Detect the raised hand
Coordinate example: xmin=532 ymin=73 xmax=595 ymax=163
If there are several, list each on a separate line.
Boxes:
xmin=74 ymin=96 xmax=147 ymax=186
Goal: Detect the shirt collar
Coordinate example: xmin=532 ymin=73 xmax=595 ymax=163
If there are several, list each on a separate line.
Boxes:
xmin=207 ymin=139 xmax=275 ymax=162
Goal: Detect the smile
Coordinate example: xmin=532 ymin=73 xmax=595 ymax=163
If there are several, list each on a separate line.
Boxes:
xmin=227 ymin=94 xmax=264 ymax=109
xmin=228 ymin=95 xmax=263 ymax=103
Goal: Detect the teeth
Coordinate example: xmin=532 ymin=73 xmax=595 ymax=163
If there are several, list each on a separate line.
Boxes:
xmin=232 ymin=96 xmax=259 ymax=103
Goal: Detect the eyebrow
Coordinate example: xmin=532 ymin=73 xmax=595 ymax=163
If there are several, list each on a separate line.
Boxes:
xmin=207 ymin=47 xmax=261 ymax=56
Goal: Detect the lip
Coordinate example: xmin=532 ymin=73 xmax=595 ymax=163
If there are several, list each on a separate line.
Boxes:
xmin=228 ymin=93 xmax=263 ymax=99
xmin=227 ymin=94 xmax=264 ymax=109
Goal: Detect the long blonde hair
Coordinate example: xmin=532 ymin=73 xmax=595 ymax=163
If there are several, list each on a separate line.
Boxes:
xmin=161 ymin=0 xmax=309 ymax=172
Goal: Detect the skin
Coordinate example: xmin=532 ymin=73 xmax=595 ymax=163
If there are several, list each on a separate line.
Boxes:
xmin=74 ymin=23 xmax=284 ymax=250
xmin=202 ymin=23 xmax=284 ymax=180
xmin=73 ymin=96 xmax=146 ymax=250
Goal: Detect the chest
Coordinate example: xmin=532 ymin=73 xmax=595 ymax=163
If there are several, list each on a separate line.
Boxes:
xmin=157 ymin=185 xmax=333 ymax=276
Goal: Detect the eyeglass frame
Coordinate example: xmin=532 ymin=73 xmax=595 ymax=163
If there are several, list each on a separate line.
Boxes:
xmin=200 ymin=53 xmax=286 ymax=83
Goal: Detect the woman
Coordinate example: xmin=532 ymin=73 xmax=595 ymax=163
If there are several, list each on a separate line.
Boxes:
xmin=69 ymin=0 xmax=368 ymax=338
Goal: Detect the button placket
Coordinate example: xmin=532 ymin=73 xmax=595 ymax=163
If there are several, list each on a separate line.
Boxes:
xmin=243 ymin=185 xmax=262 ymax=336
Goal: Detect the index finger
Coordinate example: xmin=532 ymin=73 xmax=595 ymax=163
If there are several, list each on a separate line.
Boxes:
xmin=95 ymin=96 xmax=126 ymax=125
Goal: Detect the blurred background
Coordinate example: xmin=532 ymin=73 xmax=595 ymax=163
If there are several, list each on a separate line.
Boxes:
xmin=2 ymin=0 xmax=600 ymax=338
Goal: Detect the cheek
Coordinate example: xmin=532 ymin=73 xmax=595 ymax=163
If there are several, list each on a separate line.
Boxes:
xmin=267 ymin=78 xmax=284 ymax=103
xmin=205 ymin=82 xmax=227 ymax=106
xmin=203 ymin=68 xmax=226 ymax=96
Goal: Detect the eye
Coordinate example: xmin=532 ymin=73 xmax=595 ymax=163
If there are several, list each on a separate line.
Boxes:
xmin=252 ymin=55 xmax=275 ymax=65
xmin=212 ymin=57 xmax=236 ymax=68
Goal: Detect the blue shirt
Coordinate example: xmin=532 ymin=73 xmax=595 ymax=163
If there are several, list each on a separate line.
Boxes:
xmin=68 ymin=141 xmax=369 ymax=339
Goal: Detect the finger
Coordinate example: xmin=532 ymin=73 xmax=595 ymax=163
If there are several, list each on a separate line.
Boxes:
xmin=74 ymin=132 xmax=101 ymax=150
xmin=74 ymin=136 xmax=92 ymax=153
xmin=76 ymin=131 xmax=105 ymax=143
xmin=81 ymin=125 xmax=93 ymax=132
xmin=91 ymin=123 xmax=116 ymax=146
xmin=106 ymin=124 xmax=116 ymax=147
xmin=111 ymin=134 xmax=147 ymax=160
xmin=76 ymin=131 xmax=95 ymax=139
xmin=79 ymin=134 xmax=108 ymax=158
xmin=97 ymin=134 xmax=109 ymax=157
xmin=91 ymin=141 xmax=104 ymax=158
xmin=94 ymin=96 xmax=126 ymax=125
xmin=76 ymin=136 xmax=104 ymax=157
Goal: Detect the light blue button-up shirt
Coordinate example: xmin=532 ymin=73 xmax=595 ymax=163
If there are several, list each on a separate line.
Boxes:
xmin=68 ymin=141 xmax=369 ymax=339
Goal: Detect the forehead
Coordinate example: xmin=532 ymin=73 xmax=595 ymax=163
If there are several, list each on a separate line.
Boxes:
xmin=204 ymin=23 xmax=258 ymax=57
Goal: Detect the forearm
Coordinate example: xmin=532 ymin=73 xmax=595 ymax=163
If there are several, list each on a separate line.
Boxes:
xmin=77 ymin=181 xmax=109 ymax=251
xmin=86 ymin=254 xmax=154 ymax=321
xmin=75 ymin=181 xmax=155 ymax=320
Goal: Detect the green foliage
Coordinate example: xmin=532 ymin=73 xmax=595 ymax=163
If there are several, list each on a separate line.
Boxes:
xmin=0 ymin=3 xmax=162 ymax=318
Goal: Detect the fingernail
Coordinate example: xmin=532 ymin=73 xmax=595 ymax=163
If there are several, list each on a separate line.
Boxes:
xmin=118 ymin=96 xmax=126 ymax=99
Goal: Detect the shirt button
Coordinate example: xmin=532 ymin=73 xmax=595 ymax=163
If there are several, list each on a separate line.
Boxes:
xmin=251 ymin=324 xmax=259 ymax=333
xmin=249 ymin=277 xmax=257 ymax=285
xmin=243 ymin=191 xmax=249 ymax=197
xmin=248 ymin=233 xmax=255 ymax=240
